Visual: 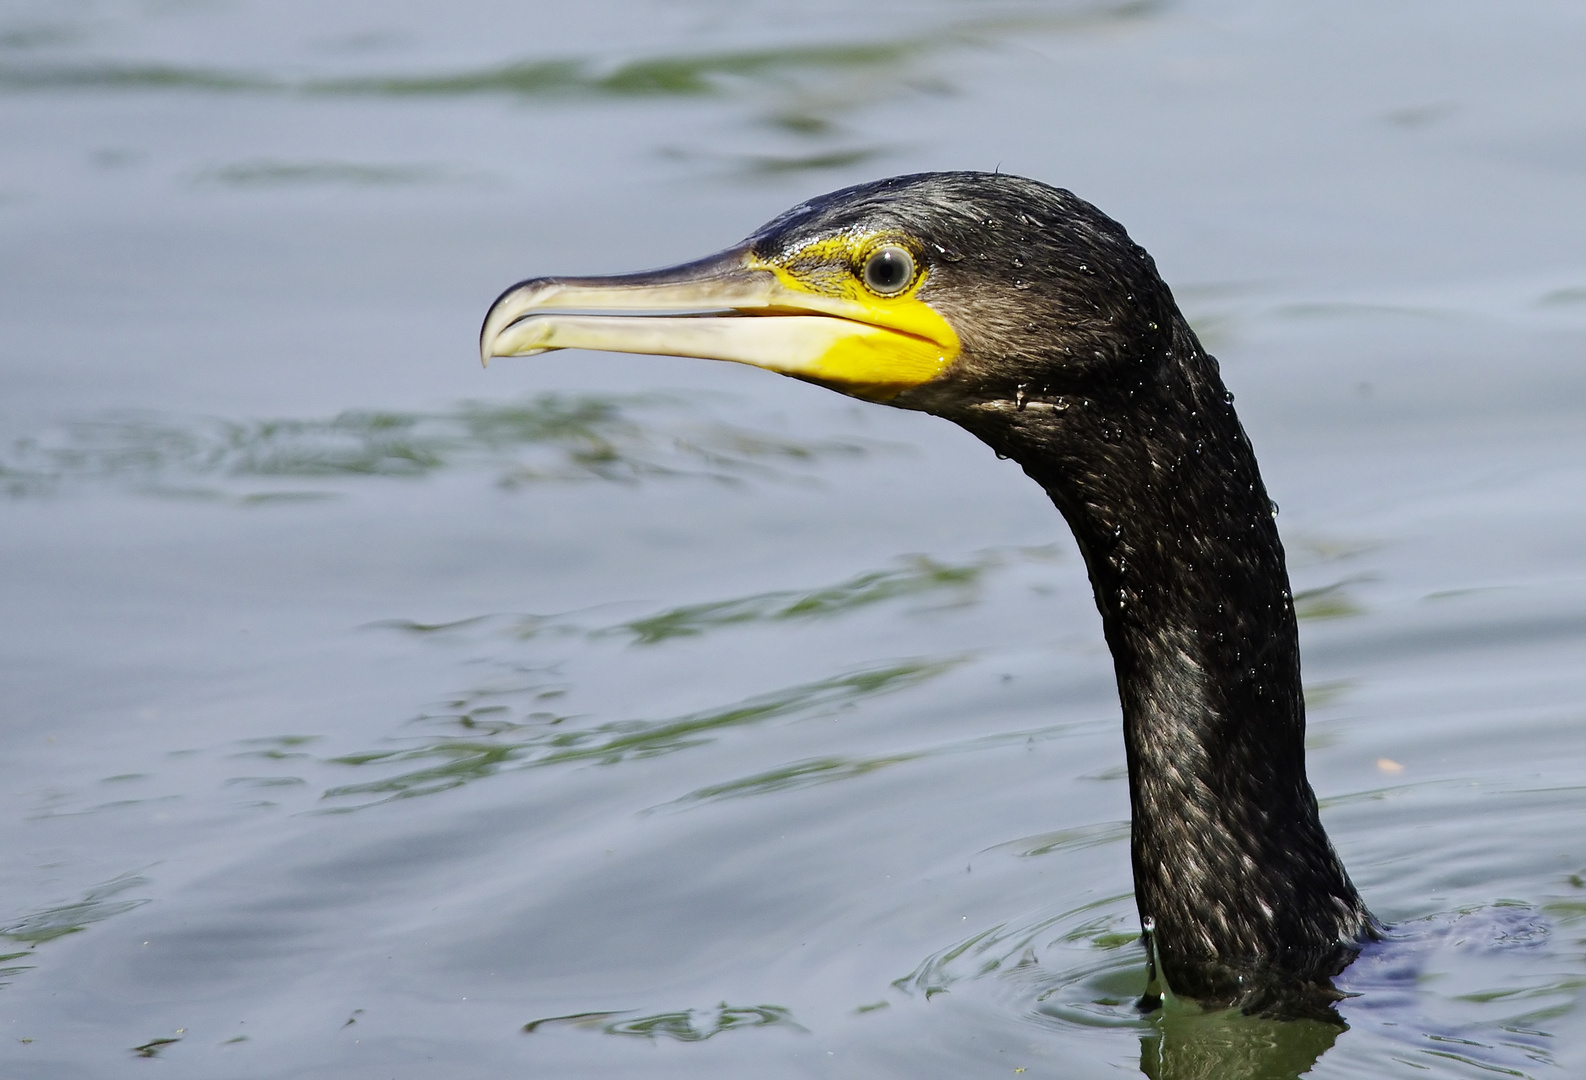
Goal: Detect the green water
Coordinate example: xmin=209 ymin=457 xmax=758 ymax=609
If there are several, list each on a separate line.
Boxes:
xmin=3 ymin=1 xmax=1585 ymax=1076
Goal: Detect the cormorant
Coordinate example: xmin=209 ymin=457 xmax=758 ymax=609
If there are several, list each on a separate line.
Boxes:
xmin=479 ymin=171 xmax=1378 ymax=1016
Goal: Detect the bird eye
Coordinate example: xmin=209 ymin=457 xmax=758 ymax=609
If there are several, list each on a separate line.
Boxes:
xmin=860 ymin=246 xmax=916 ymax=296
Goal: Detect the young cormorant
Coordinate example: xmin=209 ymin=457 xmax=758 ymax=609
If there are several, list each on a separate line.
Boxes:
xmin=479 ymin=172 xmax=1378 ymax=1015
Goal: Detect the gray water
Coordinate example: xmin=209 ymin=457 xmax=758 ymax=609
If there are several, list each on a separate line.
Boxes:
xmin=2 ymin=1 xmax=1585 ymax=1077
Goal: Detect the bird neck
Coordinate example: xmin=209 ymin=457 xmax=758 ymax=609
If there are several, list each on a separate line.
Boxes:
xmin=945 ymin=324 xmax=1371 ymax=1004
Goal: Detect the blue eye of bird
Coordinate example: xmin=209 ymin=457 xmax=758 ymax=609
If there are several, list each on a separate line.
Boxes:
xmin=861 ymin=246 xmax=915 ymax=295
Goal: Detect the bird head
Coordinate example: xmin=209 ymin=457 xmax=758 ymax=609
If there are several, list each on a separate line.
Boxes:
xmin=480 ymin=172 xmax=1178 ymax=416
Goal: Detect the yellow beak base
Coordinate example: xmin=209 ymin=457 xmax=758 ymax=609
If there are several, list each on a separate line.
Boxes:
xmin=480 ymin=246 xmax=959 ymax=401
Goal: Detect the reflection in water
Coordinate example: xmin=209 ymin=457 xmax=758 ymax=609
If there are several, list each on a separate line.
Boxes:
xmin=895 ymin=898 xmax=1571 ymax=1079
xmin=666 ymin=752 xmax=923 ymax=805
xmin=0 ymin=394 xmax=870 ymax=498
xmin=0 ymin=950 xmax=30 ymax=986
xmin=1539 ymin=286 xmax=1586 ymax=307
xmin=342 ymin=552 xmax=1044 ymax=808
xmin=0 ymin=3 xmax=1163 ymax=102
xmin=323 ymin=659 xmax=959 ymax=807
xmin=1291 ymin=579 xmax=1369 ymax=622
xmin=1139 ymin=1004 xmax=1340 ymax=1080
xmin=663 ymin=720 xmax=1078 ymax=808
xmin=886 ymin=898 xmax=1352 ymax=1076
xmin=988 ymin=822 xmax=1133 ymax=859
xmin=897 ymin=898 xmax=1566 ymax=1078
xmin=603 ymin=1003 xmax=804 ymax=1042
xmin=897 ymin=892 xmax=1141 ymax=1011
xmin=0 ymin=872 xmax=151 ymax=948
xmin=320 ymin=42 xmax=924 ymax=100
xmin=0 ymin=1 xmax=1165 ymax=181
xmin=524 ymin=1002 xmax=804 ymax=1042
xmin=379 ymin=551 xmax=1005 ymax=645
xmin=130 ymin=1036 xmax=182 ymax=1058
xmin=740 ymin=147 xmax=887 ymax=176
xmin=0 ymin=873 xmax=153 ymax=987
xmin=1332 ymin=905 xmax=1568 ymax=1078
xmin=1042 ymin=900 xmax=1569 ymax=1079
xmin=341 ymin=550 xmax=1021 ymax=804
xmin=199 ymin=160 xmax=464 ymax=187
xmin=0 ymin=42 xmax=924 ymax=98
xmin=614 ymin=554 xmax=995 ymax=643
xmin=1273 ymin=301 xmax=1455 ymax=323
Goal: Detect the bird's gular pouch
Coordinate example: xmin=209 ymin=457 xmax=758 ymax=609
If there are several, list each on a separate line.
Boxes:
xmin=480 ymin=243 xmax=961 ymax=402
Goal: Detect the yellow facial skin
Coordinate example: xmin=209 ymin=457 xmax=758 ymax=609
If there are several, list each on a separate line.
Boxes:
xmin=480 ymin=233 xmax=961 ymax=401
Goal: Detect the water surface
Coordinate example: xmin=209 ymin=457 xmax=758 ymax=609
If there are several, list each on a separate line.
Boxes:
xmin=3 ymin=1 xmax=1585 ymax=1077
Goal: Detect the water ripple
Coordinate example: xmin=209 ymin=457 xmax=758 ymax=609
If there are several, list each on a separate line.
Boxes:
xmin=0 ymin=394 xmax=873 ymax=499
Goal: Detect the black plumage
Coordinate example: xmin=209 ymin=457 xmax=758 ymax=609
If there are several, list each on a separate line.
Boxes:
xmin=763 ymin=174 xmax=1376 ymax=1008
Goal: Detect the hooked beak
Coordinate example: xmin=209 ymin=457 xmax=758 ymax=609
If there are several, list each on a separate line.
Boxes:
xmin=480 ymin=245 xmax=959 ymax=401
